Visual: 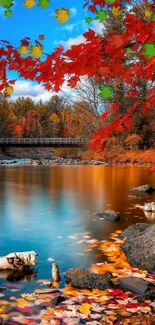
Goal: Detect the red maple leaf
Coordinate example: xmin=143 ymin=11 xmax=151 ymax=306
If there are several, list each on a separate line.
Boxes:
xmin=39 ymin=34 xmax=44 ymax=41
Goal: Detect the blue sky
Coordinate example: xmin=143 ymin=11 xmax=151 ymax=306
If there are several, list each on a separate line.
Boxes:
xmin=0 ymin=1 xmax=92 ymax=53
xmin=0 ymin=1 xmax=102 ymax=102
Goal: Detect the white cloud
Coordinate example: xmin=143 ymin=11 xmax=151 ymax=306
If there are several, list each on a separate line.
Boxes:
xmin=54 ymin=35 xmax=86 ymax=49
xmin=70 ymin=8 xmax=77 ymax=16
xmin=91 ymin=20 xmax=103 ymax=35
xmin=10 ymin=79 xmax=74 ymax=103
xmin=59 ymin=20 xmax=83 ymax=33
xmin=10 ymin=81 xmax=56 ymax=102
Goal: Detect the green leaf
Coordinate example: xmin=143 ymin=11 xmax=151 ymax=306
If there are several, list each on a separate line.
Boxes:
xmin=98 ymin=85 xmax=113 ymax=99
xmin=152 ymin=14 xmax=155 ymax=21
xmin=126 ymin=47 xmax=132 ymax=55
xmin=37 ymin=0 xmax=50 ymax=9
xmin=4 ymin=8 xmax=12 ymax=17
xmin=105 ymin=0 xmax=116 ymax=4
xmin=0 ymin=0 xmax=13 ymax=9
xmin=85 ymin=17 xmax=92 ymax=24
xmin=95 ymin=9 xmax=107 ymax=23
xmin=142 ymin=43 xmax=155 ymax=58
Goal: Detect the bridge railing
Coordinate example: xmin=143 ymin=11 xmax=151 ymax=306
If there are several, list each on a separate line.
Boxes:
xmin=0 ymin=138 xmax=89 ymax=145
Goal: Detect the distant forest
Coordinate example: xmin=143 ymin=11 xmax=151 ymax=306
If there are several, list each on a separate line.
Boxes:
xmin=0 ymin=90 xmax=155 ymax=153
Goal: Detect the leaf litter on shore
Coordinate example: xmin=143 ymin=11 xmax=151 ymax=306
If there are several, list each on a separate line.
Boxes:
xmin=0 ymin=231 xmax=155 ymax=324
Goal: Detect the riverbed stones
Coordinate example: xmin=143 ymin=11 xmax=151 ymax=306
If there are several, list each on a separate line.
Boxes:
xmin=94 ymin=210 xmax=120 ymax=221
xmin=144 ymin=202 xmax=155 ymax=212
xmin=118 ymin=277 xmax=154 ymax=295
xmin=120 ymin=223 xmax=155 ymax=272
xmin=130 ymin=184 xmax=155 ymax=193
xmin=65 ymin=268 xmax=113 ymax=290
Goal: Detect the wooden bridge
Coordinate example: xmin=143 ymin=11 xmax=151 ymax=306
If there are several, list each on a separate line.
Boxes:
xmin=0 ymin=138 xmax=89 ymax=147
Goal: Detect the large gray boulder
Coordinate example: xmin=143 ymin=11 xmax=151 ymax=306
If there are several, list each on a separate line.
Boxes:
xmin=120 ymin=223 xmax=155 ymax=272
xmin=130 ymin=184 xmax=155 ymax=193
xmin=118 ymin=276 xmax=153 ymax=295
xmin=65 ymin=268 xmax=113 ymax=290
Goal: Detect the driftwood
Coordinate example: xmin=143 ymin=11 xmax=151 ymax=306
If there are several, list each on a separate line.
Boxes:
xmin=0 ymin=251 xmax=38 ymax=270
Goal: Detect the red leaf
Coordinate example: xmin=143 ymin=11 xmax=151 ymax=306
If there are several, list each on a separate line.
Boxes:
xmin=39 ymin=34 xmax=44 ymax=40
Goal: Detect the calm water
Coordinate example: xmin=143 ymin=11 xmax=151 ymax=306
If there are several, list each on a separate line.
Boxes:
xmin=0 ymin=165 xmax=155 ymax=291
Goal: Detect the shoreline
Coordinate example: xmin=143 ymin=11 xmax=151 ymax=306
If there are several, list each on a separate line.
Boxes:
xmin=0 ymin=157 xmax=153 ymax=167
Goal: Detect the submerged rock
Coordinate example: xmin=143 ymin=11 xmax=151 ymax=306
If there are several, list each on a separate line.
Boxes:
xmin=65 ymin=268 xmax=113 ymax=290
xmin=118 ymin=277 xmax=154 ymax=295
xmin=120 ymin=223 xmax=155 ymax=272
xmin=130 ymin=184 xmax=155 ymax=193
xmin=94 ymin=210 xmax=120 ymax=222
xmin=144 ymin=202 xmax=155 ymax=212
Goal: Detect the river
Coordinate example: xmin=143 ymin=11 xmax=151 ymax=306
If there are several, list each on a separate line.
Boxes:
xmin=0 ymin=164 xmax=155 ymax=292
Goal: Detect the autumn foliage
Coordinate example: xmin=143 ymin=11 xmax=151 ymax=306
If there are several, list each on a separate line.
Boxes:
xmin=0 ymin=0 xmax=155 ymax=151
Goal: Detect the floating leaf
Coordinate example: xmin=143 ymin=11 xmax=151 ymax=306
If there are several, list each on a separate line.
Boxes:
xmin=39 ymin=34 xmax=44 ymax=40
xmin=0 ymin=0 xmax=13 ymax=8
xmin=142 ymin=43 xmax=155 ymax=58
xmin=95 ymin=9 xmax=107 ymax=22
xmin=37 ymin=0 xmax=50 ymax=9
xmin=85 ymin=17 xmax=92 ymax=24
xmin=4 ymin=9 xmax=12 ymax=17
xmin=22 ymin=0 xmax=35 ymax=9
xmin=145 ymin=9 xmax=152 ymax=18
xmin=98 ymin=85 xmax=113 ymax=99
xmin=126 ymin=47 xmax=132 ymax=55
xmin=112 ymin=6 xmax=122 ymax=17
xmin=53 ymin=8 xmax=70 ymax=24
xmin=105 ymin=0 xmax=116 ymax=4
xmin=78 ymin=303 xmax=91 ymax=315
xmin=5 ymin=85 xmax=13 ymax=96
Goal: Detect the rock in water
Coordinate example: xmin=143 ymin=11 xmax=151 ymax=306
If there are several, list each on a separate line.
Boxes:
xmin=52 ymin=263 xmax=61 ymax=282
xmin=144 ymin=202 xmax=155 ymax=212
xmin=94 ymin=210 xmax=120 ymax=222
xmin=130 ymin=184 xmax=155 ymax=193
xmin=65 ymin=268 xmax=113 ymax=290
xmin=120 ymin=223 xmax=155 ymax=272
xmin=118 ymin=277 xmax=154 ymax=295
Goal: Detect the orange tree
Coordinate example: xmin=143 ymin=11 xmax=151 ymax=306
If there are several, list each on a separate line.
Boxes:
xmin=0 ymin=0 xmax=155 ymax=150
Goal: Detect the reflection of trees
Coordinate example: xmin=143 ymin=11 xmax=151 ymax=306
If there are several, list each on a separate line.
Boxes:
xmin=2 ymin=165 xmax=155 ymax=217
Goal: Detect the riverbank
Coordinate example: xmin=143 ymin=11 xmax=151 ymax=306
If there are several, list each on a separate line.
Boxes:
xmin=0 ymin=148 xmax=155 ymax=166
xmin=0 ymin=228 xmax=155 ymax=325
xmin=0 ymin=157 xmax=153 ymax=166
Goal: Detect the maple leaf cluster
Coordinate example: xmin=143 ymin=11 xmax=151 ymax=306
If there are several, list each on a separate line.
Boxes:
xmin=1 ymin=0 xmax=155 ymax=149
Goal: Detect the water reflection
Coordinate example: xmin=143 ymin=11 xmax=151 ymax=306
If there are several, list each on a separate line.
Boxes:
xmin=0 ymin=269 xmax=37 ymax=283
xmin=144 ymin=211 xmax=155 ymax=220
xmin=0 ymin=165 xmax=154 ymax=285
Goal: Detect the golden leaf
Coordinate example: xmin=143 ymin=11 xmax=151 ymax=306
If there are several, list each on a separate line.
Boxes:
xmin=112 ymin=6 xmax=122 ymax=17
xmin=17 ymin=298 xmax=28 ymax=308
xmin=145 ymin=9 xmax=152 ymax=18
xmin=22 ymin=0 xmax=36 ymax=9
xmin=53 ymin=8 xmax=70 ymax=24
xmin=20 ymin=45 xmax=28 ymax=56
xmin=78 ymin=303 xmax=91 ymax=315
xmin=30 ymin=45 xmax=43 ymax=58
xmin=25 ymin=295 xmax=36 ymax=301
xmin=5 ymin=85 xmax=14 ymax=96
